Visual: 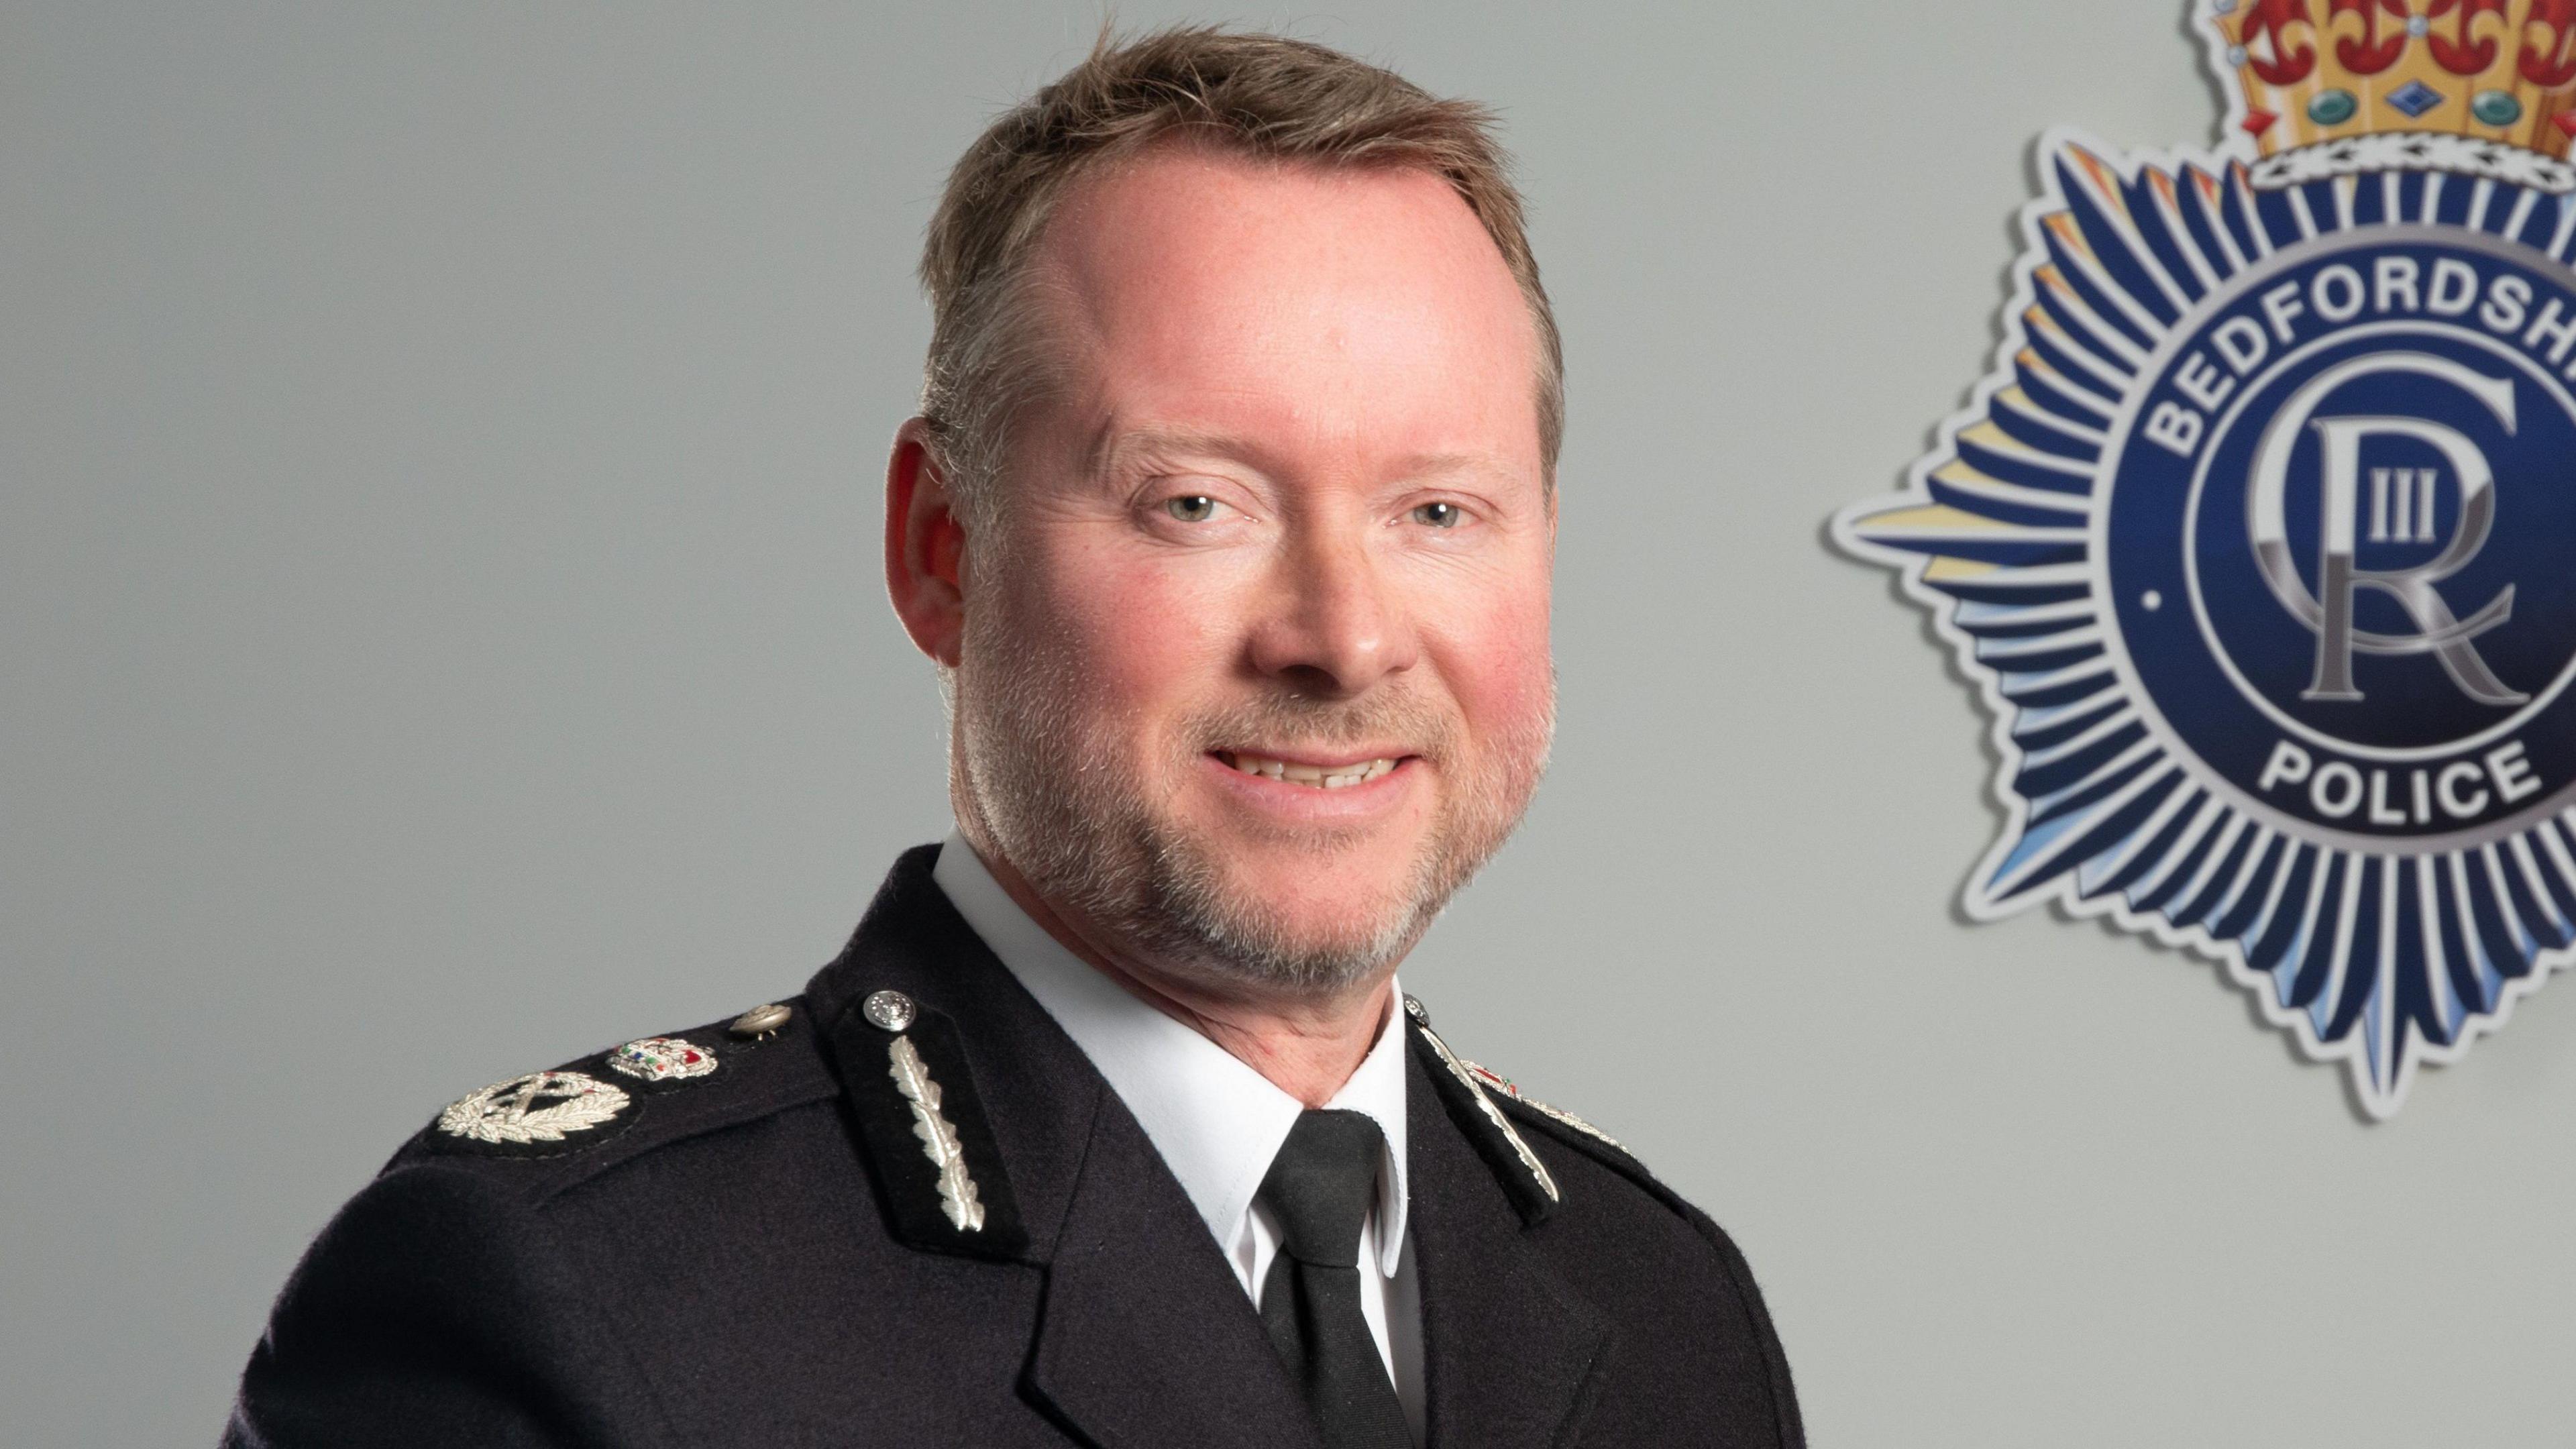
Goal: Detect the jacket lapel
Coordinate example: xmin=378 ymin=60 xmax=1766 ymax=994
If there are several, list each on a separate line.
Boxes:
xmin=1408 ymin=1046 xmax=1612 ymax=1449
xmin=1022 ymin=1099 xmax=1323 ymax=1449
xmin=810 ymin=847 xmax=1320 ymax=1449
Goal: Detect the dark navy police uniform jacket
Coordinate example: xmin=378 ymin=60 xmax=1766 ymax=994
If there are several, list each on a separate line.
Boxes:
xmin=226 ymin=846 xmax=1803 ymax=1448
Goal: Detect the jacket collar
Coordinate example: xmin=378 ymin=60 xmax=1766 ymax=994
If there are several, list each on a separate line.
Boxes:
xmin=808 ymin=845 xmax=1321 ymax=1447
xmin=806 ymin=845 xmax=1608 ymax=1449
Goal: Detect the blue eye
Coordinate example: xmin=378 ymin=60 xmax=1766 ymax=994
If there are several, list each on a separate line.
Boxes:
xmin=1165 ymin=494 xmax=1219 ymax=523
xmin=1411 ymin=501 xmax=1464 ymax=528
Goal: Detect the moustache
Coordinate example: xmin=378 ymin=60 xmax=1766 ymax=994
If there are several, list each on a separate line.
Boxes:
xmin=1179 ymin=688 xmax=1458 ymax=762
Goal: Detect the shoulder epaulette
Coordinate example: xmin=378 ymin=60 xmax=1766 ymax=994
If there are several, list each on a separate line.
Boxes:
xmin=400 ymin=998 xmax=836 ymax=1195
xmin=1486 ymin=1084 xmax=1664 ymax=1193
xmin=1404 ymin=993 xmax=1681 ymax=1222
xmin=1454 ymin=1057 xmax=1631 ymax=1156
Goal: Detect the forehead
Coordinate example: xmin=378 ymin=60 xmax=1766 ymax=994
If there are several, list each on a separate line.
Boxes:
xmin=1026 ymin=144 xmax=1543 ymax=476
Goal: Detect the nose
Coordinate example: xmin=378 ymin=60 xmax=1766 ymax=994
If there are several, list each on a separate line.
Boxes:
xmin=1246 ymin=523 xmax=1419 ymax=697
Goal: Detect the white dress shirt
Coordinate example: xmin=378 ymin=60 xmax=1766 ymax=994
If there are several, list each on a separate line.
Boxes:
xmin=933 ymin=833 xmax=1424 ymax=1442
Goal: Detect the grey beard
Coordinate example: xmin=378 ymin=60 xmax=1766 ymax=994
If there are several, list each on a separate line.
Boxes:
xmin=1118 ymin=808 xmax=1452 ymax=995
xmin=950 ymin=604 xmax=1548 ymax=999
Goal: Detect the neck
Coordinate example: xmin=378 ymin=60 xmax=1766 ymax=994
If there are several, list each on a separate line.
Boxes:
xmin=972 ymin=841 xmax=1396 ymax=1108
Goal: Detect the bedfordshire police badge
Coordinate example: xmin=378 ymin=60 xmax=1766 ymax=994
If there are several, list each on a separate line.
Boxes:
xmin=1834 ymin=1 xmax=2576 ymax=1116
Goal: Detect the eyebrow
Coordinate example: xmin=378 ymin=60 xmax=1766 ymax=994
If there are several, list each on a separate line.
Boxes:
xmin=1083 ymin=425 xmax=1252 ymax=481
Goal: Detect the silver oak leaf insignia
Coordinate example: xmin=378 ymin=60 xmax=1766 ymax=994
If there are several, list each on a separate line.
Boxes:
xmin=885 ymin=1034 xmax=987 ymax=1232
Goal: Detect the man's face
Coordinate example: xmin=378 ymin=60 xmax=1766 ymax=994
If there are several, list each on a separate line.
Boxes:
xmin=949 ymin=145 xmax=1554 ymax=997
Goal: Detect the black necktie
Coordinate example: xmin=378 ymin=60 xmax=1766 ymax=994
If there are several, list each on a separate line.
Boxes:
xmin=1256 ymin=1109 xmax=1412 ymax=1449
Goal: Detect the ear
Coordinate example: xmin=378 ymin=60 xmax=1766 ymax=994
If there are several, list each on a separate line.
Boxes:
xmin=885 ymin=417 xmax=969 ymax=667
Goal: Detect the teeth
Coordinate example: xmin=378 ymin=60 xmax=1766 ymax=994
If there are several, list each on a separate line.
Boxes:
xmin=1225 ymin=753 xmax=1398 ymax=788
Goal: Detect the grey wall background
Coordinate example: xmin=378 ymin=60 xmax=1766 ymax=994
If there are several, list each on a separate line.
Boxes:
xmin=10 ymin=2 xmax=2576 ymax=1444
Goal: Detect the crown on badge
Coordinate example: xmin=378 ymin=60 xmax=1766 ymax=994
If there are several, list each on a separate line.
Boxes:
xmin=2214 ymin=0 xmax=2576 ymax=184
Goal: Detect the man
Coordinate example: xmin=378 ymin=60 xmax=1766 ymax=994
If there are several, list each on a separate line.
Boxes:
xmin=226 ymin=28 xmax=1801 ymax=1449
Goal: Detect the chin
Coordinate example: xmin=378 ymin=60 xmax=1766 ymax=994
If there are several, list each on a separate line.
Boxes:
xmin=1197 ymin=821 xmax=1424 ymax=900
xmin=1152 ymin=843 xmax=1432 ymax=995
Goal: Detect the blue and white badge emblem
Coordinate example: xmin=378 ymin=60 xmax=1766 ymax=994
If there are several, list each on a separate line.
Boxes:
xmin=1835 ymin=1 xmax=2576 ymax=1116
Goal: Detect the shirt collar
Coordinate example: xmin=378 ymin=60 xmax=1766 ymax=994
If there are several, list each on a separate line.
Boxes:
xmin=932 ymin=830 xmax=1410 ymax=1276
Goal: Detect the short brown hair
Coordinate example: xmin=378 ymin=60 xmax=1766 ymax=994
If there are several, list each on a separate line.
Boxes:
xmin=917 ymin=26 xmax=1561 ymax=529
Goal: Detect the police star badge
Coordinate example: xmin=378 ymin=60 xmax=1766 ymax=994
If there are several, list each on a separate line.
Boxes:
xmin=1835 ymin=1 xmax=2576 ymax=1117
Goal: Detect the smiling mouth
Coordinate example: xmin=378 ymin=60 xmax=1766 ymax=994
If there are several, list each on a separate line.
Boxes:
xmin=1215 ymin=751 xmax=1404 ymax=790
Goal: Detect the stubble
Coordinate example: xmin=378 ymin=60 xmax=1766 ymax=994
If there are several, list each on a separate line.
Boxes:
xmin=950 ymin=588 xmax=1552 ymax=998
